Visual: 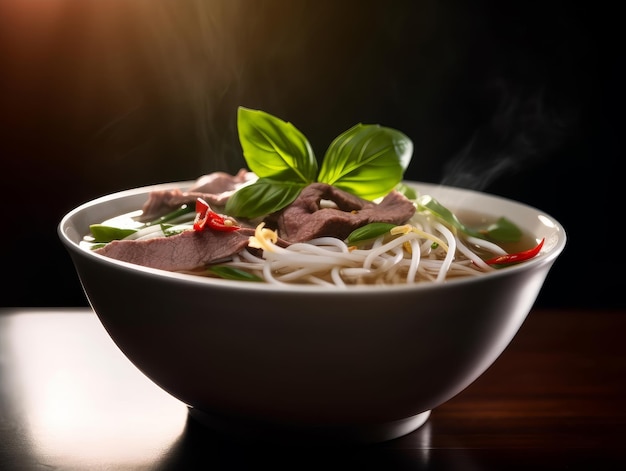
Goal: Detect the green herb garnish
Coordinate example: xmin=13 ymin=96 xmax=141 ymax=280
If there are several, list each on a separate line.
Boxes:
xmin=208 ymin=265 xmax=263 ymax=282
xmin=225 ymin=107 xmax=413 ymax=219
xmin=346 ymin=223 xmax=397 ymax=245
xmin=417 ymin=195 xmax=522 ymax=243
xmin=89 ymin=225 xmax=137 ymax=243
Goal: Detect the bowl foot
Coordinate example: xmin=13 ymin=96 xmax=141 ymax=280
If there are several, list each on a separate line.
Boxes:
xmin=187 ymin=407 xmax=431 ymax=445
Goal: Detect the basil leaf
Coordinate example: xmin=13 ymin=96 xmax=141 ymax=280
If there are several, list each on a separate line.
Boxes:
xmin=208 ymin=265 xmax=263 ymax=282
xmin=237 ymin=107 xmax=318 ymax=183
xmin=346 ymin=222 xmax=397 ymax=245
xmin=224 ymin=178 xmax=306 ymax=219
xmin=89 ymin=224 xmax=137 ymax=242
xmin=317 ymin=124 xmax=413 ymax=200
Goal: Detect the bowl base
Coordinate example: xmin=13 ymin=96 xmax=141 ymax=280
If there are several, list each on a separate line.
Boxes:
xmin=187 ymin=407 xmax=431 ymax=445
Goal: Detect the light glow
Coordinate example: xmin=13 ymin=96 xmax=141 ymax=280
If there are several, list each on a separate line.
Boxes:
xmin=5 ymin=310 xmax=187 ymax=469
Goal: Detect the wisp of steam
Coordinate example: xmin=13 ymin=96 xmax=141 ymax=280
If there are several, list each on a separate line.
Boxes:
xmin=440 ymin=79 xmax=575 ymax=191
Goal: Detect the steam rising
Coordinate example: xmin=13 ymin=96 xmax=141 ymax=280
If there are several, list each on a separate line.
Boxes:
xmin=7 ymin=0 xmax=577 ymax=191
xmin=91 ymin=0 xmax=320 ymax=178
xmin=440 ymin=81 xmax=575 ymax=191
xmin=97 ymin=0 xmax=253 ymax=173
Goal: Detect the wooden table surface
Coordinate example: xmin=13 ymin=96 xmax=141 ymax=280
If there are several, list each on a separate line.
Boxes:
xmin=1 ymin=307 xmax=624 ymax=470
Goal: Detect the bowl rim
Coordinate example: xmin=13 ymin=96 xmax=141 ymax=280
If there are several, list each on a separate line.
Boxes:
xmin=58 ymin=179 xmax=567 ymax=295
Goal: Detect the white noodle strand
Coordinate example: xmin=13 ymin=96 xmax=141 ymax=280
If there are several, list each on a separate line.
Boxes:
xmin=465 ymin=235 xmax=508 ymax=256
xmin=88 ymin=198 xmax=526 ymax=287
xmin=433 ymin=222 xmax=456 ymax=283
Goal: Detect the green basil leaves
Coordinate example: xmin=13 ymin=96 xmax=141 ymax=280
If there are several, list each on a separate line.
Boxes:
xmin=236 ymin=107 xmax=318 ymax=184
xmin=225 ymin=107 xmax=413 ymax=219
xmin=317 ymin=123 xmax=413 ymax=200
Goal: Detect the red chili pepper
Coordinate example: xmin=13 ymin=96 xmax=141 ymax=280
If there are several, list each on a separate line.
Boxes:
xmin=193 ymin=198 xmax=239 ymax=232
xmin=485 ymin=238 xmax=545 ymax=266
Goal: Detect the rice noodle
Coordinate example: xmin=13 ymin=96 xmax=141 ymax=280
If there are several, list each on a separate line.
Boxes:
xmin=210 ymin=210 xmax=503 ymax=287
xmin=85 ymin=196 xmax=522 ymax=287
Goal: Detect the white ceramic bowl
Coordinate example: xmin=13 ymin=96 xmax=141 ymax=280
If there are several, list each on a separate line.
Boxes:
xmin=58 ymin=180 xmax=566 ymax=444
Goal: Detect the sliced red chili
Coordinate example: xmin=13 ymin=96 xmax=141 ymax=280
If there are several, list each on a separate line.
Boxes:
xmin=193 ymin=198 xmax=211 ymax=231
xmin=193 ymin=198 xmax=239 ymax=232
xmin=485 ymin=238 xmax=545 ymax=266
xmin=205 ymin=216 xmax=239 ymax=232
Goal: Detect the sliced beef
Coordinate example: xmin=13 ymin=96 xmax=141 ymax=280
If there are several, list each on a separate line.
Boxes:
xmin=95 ymin=227 xmax=258 ymax=271
xmin=96 ymin=178 xmax=415 ymax=273
xmin=96 ymin=225 xmax=291 ymax=272
xmin=271 ymin=183 xmax=415 ymax=242
xmin=139 ymin=169 xmax=256 ymax=222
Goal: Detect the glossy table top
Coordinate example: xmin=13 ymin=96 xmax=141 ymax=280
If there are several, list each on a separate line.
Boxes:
xmin=1 ymin=307 xmax=624 ymax=470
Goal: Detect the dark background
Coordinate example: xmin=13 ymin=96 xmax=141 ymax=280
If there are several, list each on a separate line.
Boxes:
xmin=0 ymin=0 xmax=622 ymax=309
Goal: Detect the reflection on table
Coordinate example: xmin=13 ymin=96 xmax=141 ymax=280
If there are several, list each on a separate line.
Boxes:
xmin=1 ymin=308 xmax=625 ymax=470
